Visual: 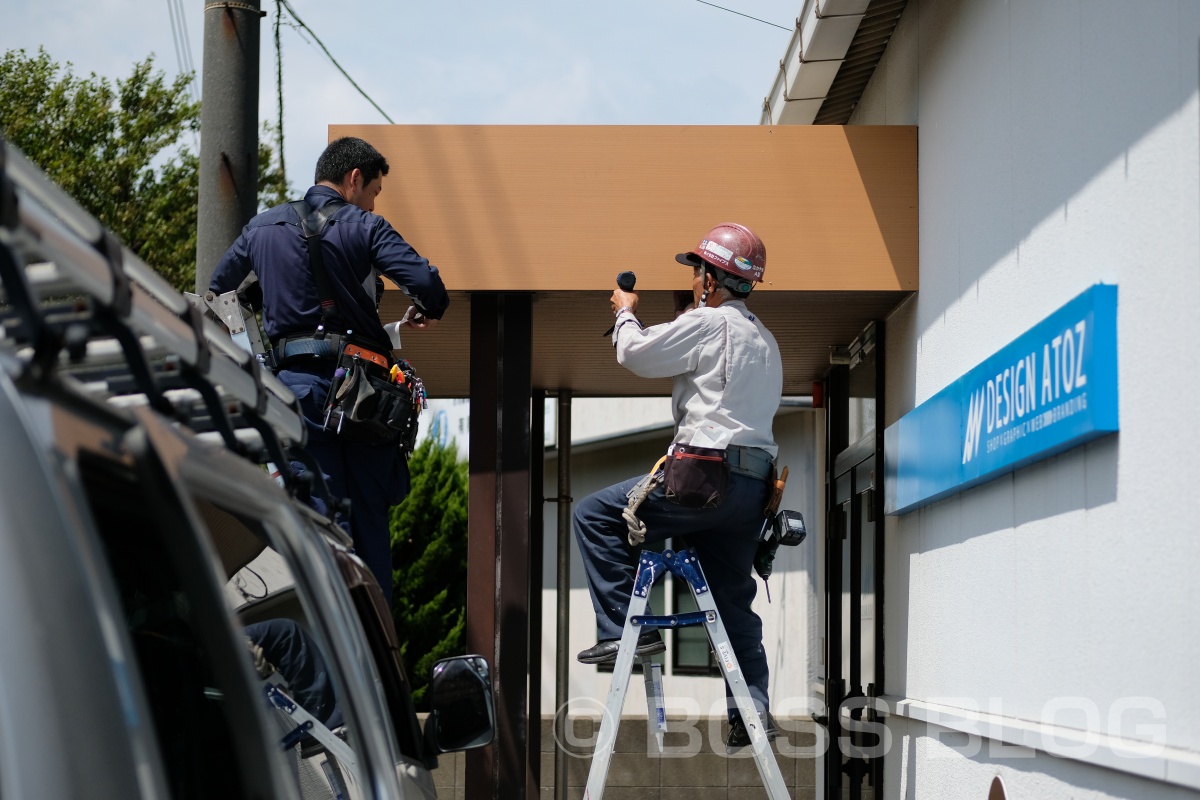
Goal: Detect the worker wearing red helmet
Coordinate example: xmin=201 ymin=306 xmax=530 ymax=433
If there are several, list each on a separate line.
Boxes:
xmin=573 ymin=222 xmax=784 ymax=750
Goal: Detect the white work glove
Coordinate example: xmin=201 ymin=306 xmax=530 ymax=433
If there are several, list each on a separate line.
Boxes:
xmin=383 ymin=320 xmax=404 ymax=350
xmin=384 ymin=306 xmax=437 ymax=350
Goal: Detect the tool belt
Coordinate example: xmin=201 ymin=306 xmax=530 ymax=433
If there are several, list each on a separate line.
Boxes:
xmin=726 ymin=445 xmax=774 ymax=479
xmin=321 ymin=342 xmax=424 ymax=450
xmin=271 ymin=333 xmax=347 ymax=369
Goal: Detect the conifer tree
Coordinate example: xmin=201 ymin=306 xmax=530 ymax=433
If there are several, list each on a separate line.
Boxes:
xmin=389 ymin=437 xmax=468 ymax=707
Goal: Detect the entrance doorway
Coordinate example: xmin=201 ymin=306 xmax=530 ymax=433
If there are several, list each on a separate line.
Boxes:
xmin=822 ymin=323 xmax=884 ymax=800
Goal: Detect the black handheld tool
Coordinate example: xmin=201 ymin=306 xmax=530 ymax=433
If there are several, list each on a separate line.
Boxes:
xmin=603 ymin=271 xmax=638 ymax=336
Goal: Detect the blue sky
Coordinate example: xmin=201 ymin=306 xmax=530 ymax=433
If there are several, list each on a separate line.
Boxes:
xmin=2 ymin=0 xmax=798 ymax=193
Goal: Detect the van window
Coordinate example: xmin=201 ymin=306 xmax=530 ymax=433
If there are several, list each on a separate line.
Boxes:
xmin=79 ymin=453 xmax=244 ymax=797
xmin=203 ymin=500 xmax=371 ymax=792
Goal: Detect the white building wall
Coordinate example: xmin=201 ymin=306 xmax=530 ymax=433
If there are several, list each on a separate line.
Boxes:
xmin=566 ymin=397 xmax=676 ymax=445
xmin=419 ymin=396 xmax=676 ymax=461
xmin=887 ymin=716 xmax=1200 ymax=800
xmin=850 ymin=0 xmax=1200 ymax=795
xmin=417 ymin=398 xmax=471 ymax=461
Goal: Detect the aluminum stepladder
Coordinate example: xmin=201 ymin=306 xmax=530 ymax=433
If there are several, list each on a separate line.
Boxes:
xmin=583 ymin=546 xmax=790 ymax=800
xmin=263 ymin=674 xmax=360 ymax=798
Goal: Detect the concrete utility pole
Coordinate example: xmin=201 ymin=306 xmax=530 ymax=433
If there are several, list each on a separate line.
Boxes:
xmin=195 ymin=0 xmax=263 ymax=292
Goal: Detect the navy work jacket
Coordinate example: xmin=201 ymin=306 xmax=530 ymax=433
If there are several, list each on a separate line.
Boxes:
xmin=209 ymin=185 xmax=450 ymax=354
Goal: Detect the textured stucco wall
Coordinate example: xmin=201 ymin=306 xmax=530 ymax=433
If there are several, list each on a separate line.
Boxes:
xmin=884 ymin=716 xmax=1200 ymax=800
xmin=850 ymin=0 xmax=1200 ymax=793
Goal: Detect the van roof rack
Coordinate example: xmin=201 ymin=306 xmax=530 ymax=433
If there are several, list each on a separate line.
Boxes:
xmin=0 ymin=137 xmax=336 ymax=513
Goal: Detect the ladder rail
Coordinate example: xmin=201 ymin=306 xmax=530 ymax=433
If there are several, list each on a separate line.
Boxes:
xmin=583 ymin=553 xmax=658 ymax=798
xmin=583 ymin=547 xmax=790 ymax=800
xmin=685 ymin=555 xmax=790 ymax=798
xmin=0 ymin=141 xmax=305 ymax=450
xmin=0 ymin=138 xmax=342 ymax=510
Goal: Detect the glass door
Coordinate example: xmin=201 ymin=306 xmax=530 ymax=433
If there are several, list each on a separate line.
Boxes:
xmin=822 ymin=322 xmax=884 ymax=800
xmin=831 ymin=454 xmax=878 ymax=799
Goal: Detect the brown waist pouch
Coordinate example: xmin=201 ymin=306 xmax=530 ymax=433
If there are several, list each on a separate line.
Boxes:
xmin=663 ymin=446 xmax=728 ymax=509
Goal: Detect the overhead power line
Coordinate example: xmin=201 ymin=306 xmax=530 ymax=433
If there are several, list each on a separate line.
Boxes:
xmin=165 ymin=0 xmax=199 ymax=104
xmin=274 ymin=0 xmax=286 ymax=185
xmin=691 ymin=0 xmax=792 ymax=32
xmin=165 ymin=0 xmax=199 ymax=154
xmin=277 ymin=0 xmax=395 ymax=124
xmin=165 ymin=0 xmax=185 ymax=87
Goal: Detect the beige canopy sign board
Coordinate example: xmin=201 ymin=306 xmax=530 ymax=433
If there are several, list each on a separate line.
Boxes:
xmin=331 ymin=124 xmax=917 ymax=396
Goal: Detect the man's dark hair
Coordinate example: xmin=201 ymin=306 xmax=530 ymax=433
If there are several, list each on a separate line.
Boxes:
xmin=314 ymin=137 xmax=390 ymax=185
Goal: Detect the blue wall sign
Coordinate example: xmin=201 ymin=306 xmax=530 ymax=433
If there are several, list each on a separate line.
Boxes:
xmin=884 ymin=284 xmax=1118 ymax=515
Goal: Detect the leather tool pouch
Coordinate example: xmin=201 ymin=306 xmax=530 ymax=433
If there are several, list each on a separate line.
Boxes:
xmin=663 ymin=445 xmax=728 ymax=509
xmin=324 ymin=346 xmax=422 ymax=451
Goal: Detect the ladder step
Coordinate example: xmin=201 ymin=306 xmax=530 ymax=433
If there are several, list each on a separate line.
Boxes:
xmin=630 ymin=611 xmax=710 ymax=629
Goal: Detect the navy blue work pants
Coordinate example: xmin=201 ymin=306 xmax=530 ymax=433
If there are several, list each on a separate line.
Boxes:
xmin=573 ymin=470 xmax=771 ymax=721
xmin=280 ymin=364 xmax=409 ymax=603
xmin=246 ymin=619 xmax=342 ymax=727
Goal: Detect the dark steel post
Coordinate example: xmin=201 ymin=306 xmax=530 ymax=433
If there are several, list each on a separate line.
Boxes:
xmin=196 ymin=0 xmax=263 ymax=292
xmin=554 ymin=389 xmax=572 ymax=800
xmin=528 ymin=390 xmax=545 ymax=793
xmin=466 ymin=293 xmax=533 ymax=800
xmin=825 ymin=364 xmax=850 ymax=800
xmin=871 ymin=321 xmax=887 ymax=793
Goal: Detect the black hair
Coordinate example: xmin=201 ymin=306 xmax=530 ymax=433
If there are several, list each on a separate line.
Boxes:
xmin=314 ymin=137 xmax=390 ymax=185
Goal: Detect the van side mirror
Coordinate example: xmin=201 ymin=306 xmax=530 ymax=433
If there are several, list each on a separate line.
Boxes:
xmin=424 ymin=655 xmax=496 ymax=753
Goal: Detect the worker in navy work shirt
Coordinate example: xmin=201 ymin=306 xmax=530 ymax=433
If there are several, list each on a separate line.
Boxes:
xmin=573 ymin=222 xmax=783 ymax=750
xmin=210 ymin=136 xmax=449 ymax=602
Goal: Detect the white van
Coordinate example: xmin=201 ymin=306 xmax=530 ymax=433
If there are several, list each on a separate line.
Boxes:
xmin=0 ymin=139 xmax=494 ymax=799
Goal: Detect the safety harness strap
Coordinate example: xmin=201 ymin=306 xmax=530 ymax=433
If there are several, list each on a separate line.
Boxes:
xmin=289 ymin=198 xmax=347 ymax=333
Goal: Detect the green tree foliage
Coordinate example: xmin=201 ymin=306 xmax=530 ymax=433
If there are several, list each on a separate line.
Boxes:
xmin=0 ymin=48 xmax=289 ymax=292
xmin=390 ymin=437 xmax=469 ymax=707
xmin=257 ymin=121 xmax=290 ymax=210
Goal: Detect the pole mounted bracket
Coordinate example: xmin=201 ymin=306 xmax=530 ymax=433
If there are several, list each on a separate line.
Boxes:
xmin=204 ymin=1 xmax=267 ymax=16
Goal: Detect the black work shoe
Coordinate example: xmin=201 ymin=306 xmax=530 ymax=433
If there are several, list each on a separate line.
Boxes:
xmin=726 ymin=712 xmax=781 ymax=750
xmin=576 ymin=630 xmax=665 ymax=664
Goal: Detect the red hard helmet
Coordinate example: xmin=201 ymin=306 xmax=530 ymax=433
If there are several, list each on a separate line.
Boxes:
xmin=674 ymin=222 xmax=767 ymax=290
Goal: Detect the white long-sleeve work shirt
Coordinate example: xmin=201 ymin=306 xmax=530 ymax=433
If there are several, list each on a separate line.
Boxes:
xmin=612 ymin=300 xmax=783 ymax=457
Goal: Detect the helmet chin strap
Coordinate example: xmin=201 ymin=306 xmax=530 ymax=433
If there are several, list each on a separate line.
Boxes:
xmin=703 ymin=270 xmax=754 ymax=305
